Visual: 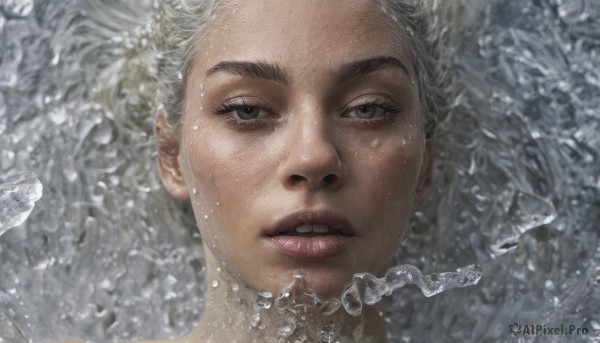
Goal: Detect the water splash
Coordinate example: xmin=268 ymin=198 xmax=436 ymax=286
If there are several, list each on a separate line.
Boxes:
xmin=0 ymin=172 xmax=42 ymax=237
xmin=342 ymin=265 xmax=482 ymax=316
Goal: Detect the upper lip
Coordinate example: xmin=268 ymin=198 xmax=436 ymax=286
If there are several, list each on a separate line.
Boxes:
xmin=264 ymin=210 xmax=358 ymax=236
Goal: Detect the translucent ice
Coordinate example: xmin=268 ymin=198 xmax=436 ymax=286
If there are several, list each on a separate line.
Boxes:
xmin=0 ymin=172 xmax=43 ymax=236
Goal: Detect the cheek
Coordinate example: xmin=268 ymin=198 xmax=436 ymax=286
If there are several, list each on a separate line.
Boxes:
xmin=180 ymin=130 xmax=271 ymax=257
xmin=360 ymin=135 xmax=423 ymax=208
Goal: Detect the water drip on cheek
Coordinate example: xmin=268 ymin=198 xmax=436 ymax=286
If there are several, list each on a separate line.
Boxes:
xmin=369 ymin=138 xmax=382 ymax=149
xmin=192 ymin=120 xmax=201 ymax=131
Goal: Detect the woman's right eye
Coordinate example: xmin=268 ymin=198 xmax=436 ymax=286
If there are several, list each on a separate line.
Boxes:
xmin=232 ymin=106 xmax=263 ymax=120
xmin=215 ymin=98 xmax=277 ymax=130
xmin=216 ymin=98 xmax=273 ymax=121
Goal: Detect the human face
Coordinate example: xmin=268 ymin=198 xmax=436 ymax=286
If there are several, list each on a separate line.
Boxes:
xmin=161 ymin=0 xmax=433 ymax=298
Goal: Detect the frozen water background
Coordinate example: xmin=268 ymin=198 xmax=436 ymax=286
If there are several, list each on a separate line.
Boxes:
xmin=0 ymin=0 xmax=598 ymax=342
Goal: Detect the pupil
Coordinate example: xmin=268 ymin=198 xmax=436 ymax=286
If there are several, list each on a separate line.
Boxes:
xmin=357 ymin=105 xmax=374 ymax=118
xmin=237 ymin=106 xmax=258 ymax=120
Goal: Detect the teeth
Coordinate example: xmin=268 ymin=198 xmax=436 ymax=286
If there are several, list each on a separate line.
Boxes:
xmin=292 ymin=224 xmax=331 ymax=234
xmin=312 ymin=225 xmax=329 ymax=233
xmin=295 ymin=225 xmax=313 ymax=233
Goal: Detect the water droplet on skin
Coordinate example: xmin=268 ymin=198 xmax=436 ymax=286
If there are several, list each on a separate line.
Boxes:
xmin=211 ymin=280 xmax=219 ymax=288
xmin=274 ymin=288 xmax=292 ymax=310
xmin=204 ymin=214 xmax=208 ymax=219
xmin=216 ymin=266 xmax=221 ymax=272
xmin=231 ymin=282 xmax=239 ymax=292
xmin=370 ymin=138 xmax=381 ymax=148
xmin=250 ymin=313 xmax=260 ymax=327
xmin=192 ymin=187 xmax=197 ymax=194
xmin=256 ymin=290 xmax=273 ymax=309
xmin=192 ymin=120 xmax=201 ymax=130
xmin=177 ymin=72 xmax=183 ymax=80
xmin=276 ymin=323 xmax=296 ymax=337
xmin=216 ymin=202 xmax=220 ymax=206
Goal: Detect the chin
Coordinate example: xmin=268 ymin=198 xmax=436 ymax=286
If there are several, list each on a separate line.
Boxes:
xmin=261 ymin=264 xmax=358 ymax=301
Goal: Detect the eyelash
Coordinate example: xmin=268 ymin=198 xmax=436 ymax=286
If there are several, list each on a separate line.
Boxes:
xmin=214 ymin=97 xmax=403 ymax=130
xmin=342 ymin=98 xmax=404 ymax=128
xmin=215 ymin=98 xmax=275 ymax=130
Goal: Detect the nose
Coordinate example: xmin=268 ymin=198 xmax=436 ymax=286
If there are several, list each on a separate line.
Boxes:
xmin=278 ymin=114 xmax=345 ymax=191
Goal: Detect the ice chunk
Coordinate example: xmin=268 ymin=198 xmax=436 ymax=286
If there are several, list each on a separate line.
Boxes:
xmin=0 ymin=172 xmax=43 ymax=236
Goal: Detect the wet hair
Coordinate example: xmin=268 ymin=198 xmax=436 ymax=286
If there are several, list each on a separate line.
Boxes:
xmin=155 ymin=0 xmax=458 ymax=140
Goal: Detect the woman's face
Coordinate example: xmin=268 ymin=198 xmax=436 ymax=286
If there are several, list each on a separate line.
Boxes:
xmin=159 ymin=0 xmax=433 ymax=298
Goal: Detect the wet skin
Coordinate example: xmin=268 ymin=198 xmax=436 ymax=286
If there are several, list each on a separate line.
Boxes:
xmin=155 ymin=0 xmax=434 ymax=341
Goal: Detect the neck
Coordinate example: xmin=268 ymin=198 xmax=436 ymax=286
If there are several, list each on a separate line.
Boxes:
xmin=185 ymin=250 xmax=389 ymax=343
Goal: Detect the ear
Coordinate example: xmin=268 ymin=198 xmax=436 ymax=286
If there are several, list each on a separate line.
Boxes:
xmin=156 ymin=113 xmax=190 ymax=201
xmin=414 ymin=140 xmax=434 ymax=203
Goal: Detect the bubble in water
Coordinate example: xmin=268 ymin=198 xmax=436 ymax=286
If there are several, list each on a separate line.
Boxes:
xmin=256 ymin=290 xmax=273 ymax=309
xmin=0 ymin=172 xmax=43 ymax=236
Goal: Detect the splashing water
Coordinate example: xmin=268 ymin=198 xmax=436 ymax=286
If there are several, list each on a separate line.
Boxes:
xmin=341 ymin=265 xmax=482 ymax=316
xmin=0 ymin=172 xmax=42 ymax=236
xmin=0 ymin=0 xmax=598 ymax=342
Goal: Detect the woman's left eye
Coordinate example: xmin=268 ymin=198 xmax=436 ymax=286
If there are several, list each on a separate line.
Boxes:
xmin=346 ymin=104 xmax=388 ymax=119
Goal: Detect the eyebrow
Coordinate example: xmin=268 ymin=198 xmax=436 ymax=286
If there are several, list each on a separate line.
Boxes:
xmin=206 ymin=60 xmax=290 ymax=85
xmin=334 ymin=56 xmax=411 ymax=83
xmin=205 ymin=55 xmax=411 ymax=85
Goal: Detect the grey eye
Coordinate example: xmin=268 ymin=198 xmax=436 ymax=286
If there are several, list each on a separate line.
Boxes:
xmin=350 ymin=105 xmax=386 ymax=119
xmin=234 ymin=106 xmax=261 ymax=120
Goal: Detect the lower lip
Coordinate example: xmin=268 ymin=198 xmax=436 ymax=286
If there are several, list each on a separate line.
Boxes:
xmin=268 ymin=235 xmax=353 ymax=259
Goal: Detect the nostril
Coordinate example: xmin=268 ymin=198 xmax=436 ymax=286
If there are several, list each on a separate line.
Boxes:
xmin=290 ymin=175 xmax=305 ymax=184
xmin=323 ymin=174 xmax=337 ymax=185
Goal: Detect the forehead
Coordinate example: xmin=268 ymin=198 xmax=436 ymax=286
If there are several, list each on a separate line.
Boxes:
xmin=196 ymin=0 xmax=414 ymax=78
